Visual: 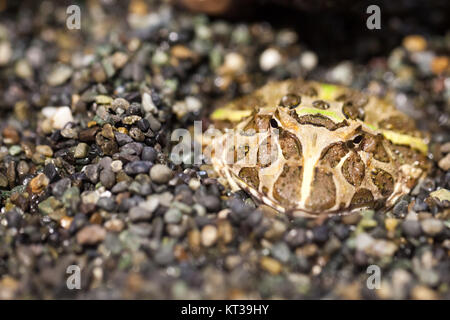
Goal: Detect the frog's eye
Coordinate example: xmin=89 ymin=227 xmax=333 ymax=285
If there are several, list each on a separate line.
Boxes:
xmin=270 ymin=118 xmax=279 ymax=128
xmin=280 ymin=94 xmax=301 ymax=109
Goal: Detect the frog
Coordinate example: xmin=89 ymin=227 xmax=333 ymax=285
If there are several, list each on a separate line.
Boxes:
xmin=206 ymin=79 xmax=430 ymax=217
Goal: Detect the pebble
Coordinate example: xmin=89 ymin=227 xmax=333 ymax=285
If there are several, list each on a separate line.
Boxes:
xmin=76 ymin=225 xmax=107 ymax=245
xmin=271 ymin=242 xmax=291 ymax=263
xmin=142 ymin=146 xmax=157 ymax=162
xmin=47 ymin=64 xmax=73 ymax=86
xmin=0 ymin=41 xmax=12 ymax=66
xmin=259 ymin=48 xmax=282 ymax=71
xmin=124 ymin=161 xmax=152 ymax=175
xmin=198 ymin=195 xmax=221 ymax=212
xmin=150 ymin=164 xmax=174 ymax=184
xmin=403 ymin=35 xmax=427 ymax=52
xmin=129 ymin=206 xmax=153 ymax=222
xmin=42 ymin=106 xmax=74 ymax=130
xmin=420 ymin=218 xmax=444 ymax=236
xmin=300 ymin=51 xmax=318 ymax=71
xmin=164 ymin=208 xmax=182 ymax=224
xmin=438 ymin=153 xmax=450 ymax=171
xmin=115 ymin=132 xmax=134 ymax=146
xmin=260 ymin=256 xmax=282 ymax=275
xmin=401 ymin=220 xmax=422 ymax=237
xmin=74 ymin=143 xmax=89 ymax=158
xmin=110 ymin=160 xmax=123 ymax=173
xmin=201 ymin=225 xmax=218 ymax=247
xmin=100 ymin=169 xmax=115 ymax=189
xmin=29 ymin=173 xmax=49 ymax=193
xmin=36 ymin=145 xmax=53 ymax=157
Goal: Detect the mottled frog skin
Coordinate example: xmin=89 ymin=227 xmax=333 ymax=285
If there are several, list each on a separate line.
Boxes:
xmin=208 ymin=79 xmax=430 ymax=217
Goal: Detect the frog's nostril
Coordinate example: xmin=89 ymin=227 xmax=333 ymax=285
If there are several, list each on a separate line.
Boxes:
xmin=353 ymin=135 xmax=363 ymax=144
xmin=270 ymin=118 xmax=279 ymax=128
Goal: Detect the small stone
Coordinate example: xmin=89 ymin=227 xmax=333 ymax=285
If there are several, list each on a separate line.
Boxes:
xmin=110 ymin=160 xmax=123 ymax=173
xmin=76 ymin=225 xmax=106 ymax=245
xmin=74 ymin=143 xmax=89 ymax=158
xmin=438 ymin=153 xmax=450 ymax=171
xmin=431 ymin=56 xmax=449 ymax=75
xmin=104 ymin=219 xmax=125 ymax=232
xmin=440 ymin=142 xmax=450 ymax=154
xmin=403 ymin=35 xmax=427 ymax=52
xmin=142 ymin=147 xmax=157 ymax=162
xmin=84 ymin=164 xmax=100 ymax=183
xmin=198 ymin=195 xmax=221 ymax=212
xmin=2 ymin=127 xmax=20 ymax=144
xmin=29 ymin=173 xmax=49 ymax=193
xmin=79 ymin=127 xmax=99 ymax=142
xmin=42 ymin=106 xmax=74 ymax=130
xmin=5 ymin=210 xmax=22 ymax=228
xmin=201 ymin=225 xmax=218 ymax=247
xmin=36 ymin=145 xmax=53 ymax=157
xmin=284 ymin=228 xmax=306 ymax=247
xmin=411 ymin=285 xmax=438 ymax=300
xmin=385 ymin=218 xmax=399 ymax=232
xmin=222 ymin=52 xmax=245 ymax=74
xmin=150 ymin=164 xmax=174 ymax=184
xmin=100 ymin=169 xmax=115 ymax=189
xmin=129 ymin=206 xmax=152 ymax=222
xmin=123 ymin=115 xmax=142 ymax=125
xmin=164 ymin=208 xmax=182 ymax=224
xmin=97 ymin=197 xmax=116 ymax=211
xmin=259 ymin=48 xmax=282 ymax=71
xmin=260 ymin=256 xmax=282 ymax=275
xmin=115 ymin=132 xmax=133 ymax=146
xmin=421 ymin=218 xmax=444 ymax=236
xmin=0 ymin=41 xmax=12 ymax=66
xmin=43 ymin=163 xmax=59 ymax=182
xmin=271 ymin=242 xmax=291 ymax=263
xmin=124 ymin=161 xmax=152 ymax=175
xmin=112 ymin=98 xmax=130 ymax=111
xmin=95 ymin=95 xmax=113 ymax=104
xmin=9 ymin=145 xmax=22 ymax=156
xmin=47 ymin=64 xmax=73 ymax=86
xmin=38 ymin=196 xmax=61 ymax=216
xmin=300 ymin=51 xmax=318 ymax=71
xmin=101 ymin=123 xmax=115 ymax=140
xmin=142 ymin=93 xmax=157 ymax=114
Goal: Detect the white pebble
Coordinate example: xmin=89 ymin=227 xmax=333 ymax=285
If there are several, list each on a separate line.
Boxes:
xmin=300 ymin=51 xmax=318 ymax=71
xmin=42 ymin=106 xmax=74 ymax=130
xmin=110 ymin=160 xmax=123 ymax=173
xmin=259 ymin=48 xmax=282 ymax=71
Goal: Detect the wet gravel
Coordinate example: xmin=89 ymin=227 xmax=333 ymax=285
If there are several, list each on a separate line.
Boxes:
xmin=0 ymin=1 xmax=449 ymax=299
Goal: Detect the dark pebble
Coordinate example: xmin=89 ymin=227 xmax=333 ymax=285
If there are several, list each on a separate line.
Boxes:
xmin=137 ymin=118 xmax=150 ymax=132
xmin=142 ymin=146 xmax=157 ymax=162
xmin=43 ymin=163 xmax=59 ymax=182
xmin=5 ymin=209 xmax=22 ymax=228
xmin=120 ymin=142 xmax=143 ymax=156
xmin=97 ymin=197 xmax=116 ymax=211
xmin=85 ymin=164 xmax=100 ymax=183
xmin=393 ymin=199 xmax=409 ymax=217
xmin=100 ymin=169 xmax=115 ymax=189
xmin=124 ymin=161 xmax=152 ymax=175
xmin=79 ymin=127 xmax=99 ymax=142
xmin=312 ymin=225 xmax=329 ymax=243
xmin=284 ymin=228 xmax=307 ymax=247
xmin=198 ymin=195 xmax=221 ymax=212
xmin=115 ymin=132 xmax=134 ymax=146
xmin=51 ymin=178 xmax=71 ymax=197
xmin=401 ymin=220 xmax=422 ymax=237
